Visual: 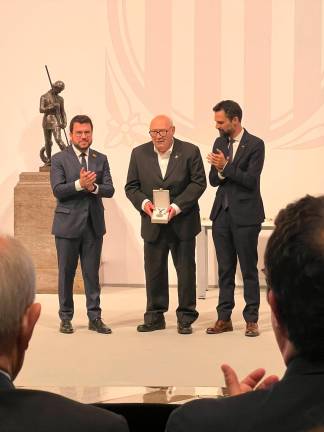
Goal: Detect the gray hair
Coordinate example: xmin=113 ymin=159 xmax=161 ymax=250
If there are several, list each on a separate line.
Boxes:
xmin=0 ymin=235 xmax=36 ymax=343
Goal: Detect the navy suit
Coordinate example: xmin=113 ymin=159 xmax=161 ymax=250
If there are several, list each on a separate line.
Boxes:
xmin=166 ymin=357 xmax=324 ymax=432
xmin=125 ymin=138 xmax=206 ymax=324
xmin=50 ymin=145 xmax=114 ymax=321
xmin=0 ymin=374 xmax=128 ymax=432
xmin=209 ymin=129 xmax=265 ymax=322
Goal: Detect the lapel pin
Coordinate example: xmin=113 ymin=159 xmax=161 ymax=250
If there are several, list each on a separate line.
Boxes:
xmin=175 ymin=154 xmax=179 ymax=159
xmin=92 ymin=153 xmax=97 ymax=158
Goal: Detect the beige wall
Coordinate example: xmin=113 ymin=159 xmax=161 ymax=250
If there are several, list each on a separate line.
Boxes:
xmin=1 ymin=0 xmax=323 ymax=285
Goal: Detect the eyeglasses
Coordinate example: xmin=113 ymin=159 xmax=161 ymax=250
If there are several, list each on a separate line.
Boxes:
xmin=74 ymin=131 xmax=92 ymax=137
xmin=149 ymin=128 xmax=171 ymax=137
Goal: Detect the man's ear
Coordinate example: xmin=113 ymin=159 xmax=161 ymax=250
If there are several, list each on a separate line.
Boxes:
xmin=267 ymin=289 xmax=281 ymax=328
xmin=232 ymin=116 xmax=239 ymax=126
xmin=19 ymin=303 xmax=41 ymax=351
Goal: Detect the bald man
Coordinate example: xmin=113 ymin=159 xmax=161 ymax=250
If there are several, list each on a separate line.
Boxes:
xmin=125 ymin=115 xmax=206 ymax=334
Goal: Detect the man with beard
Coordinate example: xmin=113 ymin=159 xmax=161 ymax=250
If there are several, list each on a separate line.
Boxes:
xmin=206 ymin=101 xmax=265 ymax=337
xmin=50 ymin=115 xmax=114 ymax=334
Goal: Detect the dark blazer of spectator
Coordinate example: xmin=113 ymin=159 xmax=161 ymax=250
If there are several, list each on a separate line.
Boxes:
xmin=0 ymin=236 xmax=128 ymax=432
xmin=167 ymin=195 xmax=324 ymax=432
xmin=166 ymin=356 xmax=324 ymax=432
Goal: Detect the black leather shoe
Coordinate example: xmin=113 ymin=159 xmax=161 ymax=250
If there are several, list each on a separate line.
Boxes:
xmin=60 ymin=320 xmax=74 ymax=334
xmin=137 ymin=322 xmax=166 ymax=332
xmin=177 ymin=323 xmax=192 ymax=334
xmin=89 ymin=318 xmax=112 ymax=334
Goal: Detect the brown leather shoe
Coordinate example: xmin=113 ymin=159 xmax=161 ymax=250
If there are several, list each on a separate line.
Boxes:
xmin=245 ymin=322 xmax=259 ymax=337
xmin=206 ymin=319 xmax=233 ymax=334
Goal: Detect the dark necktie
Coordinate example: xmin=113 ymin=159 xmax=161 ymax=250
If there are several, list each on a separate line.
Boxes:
xmin=80 ymin=152 xmax=87 ymax=170
xmin=222 ymin=138 xmax=235 ymax=210
xmin=228 ymin=138 xmax=234 ymax=162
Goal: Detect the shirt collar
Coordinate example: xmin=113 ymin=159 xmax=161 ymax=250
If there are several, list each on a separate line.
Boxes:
xmin=284 ymin=355 xmax=324 ymax=379
xmin=153 ymin=139 xmax=174 ymax=157
xmin=72 ymin=144 xmax=89 ymax=157
xmin=232 ymin=128 xmax=244 ymax=144
xmin=0 ymin=368 xmax=11 ymax=382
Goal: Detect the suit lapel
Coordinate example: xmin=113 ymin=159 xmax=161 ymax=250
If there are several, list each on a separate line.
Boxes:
xmin=66 ymin=145 xmax=82 ymax=173
xmin=88 ymin=148 xmax=97 ymax=172
xmin=164 ymin=139 xmax=181 ymax=181
xmin=232 ymin=129 xmax=248 ymax=165
xmin=147 ymin=143 xmax=163 ymax=180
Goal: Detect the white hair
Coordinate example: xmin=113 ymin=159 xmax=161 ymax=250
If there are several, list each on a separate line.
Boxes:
xmin=0 ymin=235 xmax=35 ymax=341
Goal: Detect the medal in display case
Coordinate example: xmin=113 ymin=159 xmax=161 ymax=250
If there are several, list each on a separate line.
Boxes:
xmin=151 ymin=189 xmax=170 ymax=224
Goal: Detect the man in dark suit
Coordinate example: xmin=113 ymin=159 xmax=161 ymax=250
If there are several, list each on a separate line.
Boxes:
xmin=0 ymin=235 xmax=128 ymax=432
xmin=51 ymin=115 xmax=114 ymax=334
xmin=167 ymin=195 xmax=324 ymax=432
xmin=206 ymin=100 xmax=265 ymax=337
xmin=125 ymin=115 xmax=206 ymax=334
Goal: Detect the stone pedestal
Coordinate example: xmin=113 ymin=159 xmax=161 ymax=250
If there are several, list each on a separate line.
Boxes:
xmin=14 ymin=172 xmax=84 ymax=294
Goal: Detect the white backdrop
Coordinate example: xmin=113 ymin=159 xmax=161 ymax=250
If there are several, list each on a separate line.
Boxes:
xmin=1 ymin=0 xmax=323 ymax=285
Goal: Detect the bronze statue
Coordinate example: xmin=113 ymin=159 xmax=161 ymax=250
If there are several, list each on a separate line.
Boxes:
xmin=39 ymin=80 xmax=67 ymax=166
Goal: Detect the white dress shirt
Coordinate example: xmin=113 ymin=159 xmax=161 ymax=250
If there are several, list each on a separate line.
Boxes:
xmin=142 ymin=141 xmax=181 ymax=214
xmin=154 ymin=142 xmax=174 ymax=178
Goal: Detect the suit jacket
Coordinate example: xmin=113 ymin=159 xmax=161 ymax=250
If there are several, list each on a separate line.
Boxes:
xmin=50 ymin=145 xmax=114 ymax=238
xmin=125 ymin=138 xmax=206 ymax=242
xmin=209 ymin=129 xmax=265 ymax=226
xmin=0 ymin=371 xmax=14 ymax=390
xmin=166 ymin=357 xmax=324 ymax=432
xmin=0 ymin=387 xmax=128 ymax=432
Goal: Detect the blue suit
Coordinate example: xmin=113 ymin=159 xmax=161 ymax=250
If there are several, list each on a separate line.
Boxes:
xmin=50 ymin=145 xmax=114 ymax=320
xmin=209 ymin=129 xmax=265 ymax=322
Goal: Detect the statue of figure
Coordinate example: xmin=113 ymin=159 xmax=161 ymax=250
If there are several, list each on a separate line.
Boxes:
xmin=39 ymin=80 xmax=67 ymax=166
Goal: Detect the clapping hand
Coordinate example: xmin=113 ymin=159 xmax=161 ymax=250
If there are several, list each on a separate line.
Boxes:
xmin=221 ymin=363 xmax=279 ymax=396
xmin=80 ymin=168 xmax=97 ymax=192
xmin=207 ymin=150 xmax=228 ymax=171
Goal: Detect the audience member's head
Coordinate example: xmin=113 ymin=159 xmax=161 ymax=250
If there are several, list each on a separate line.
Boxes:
xmin=0 ymin=235 xmax=41 ymax=380
xmin=265 ymin=195 xmax=324 ymax=363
